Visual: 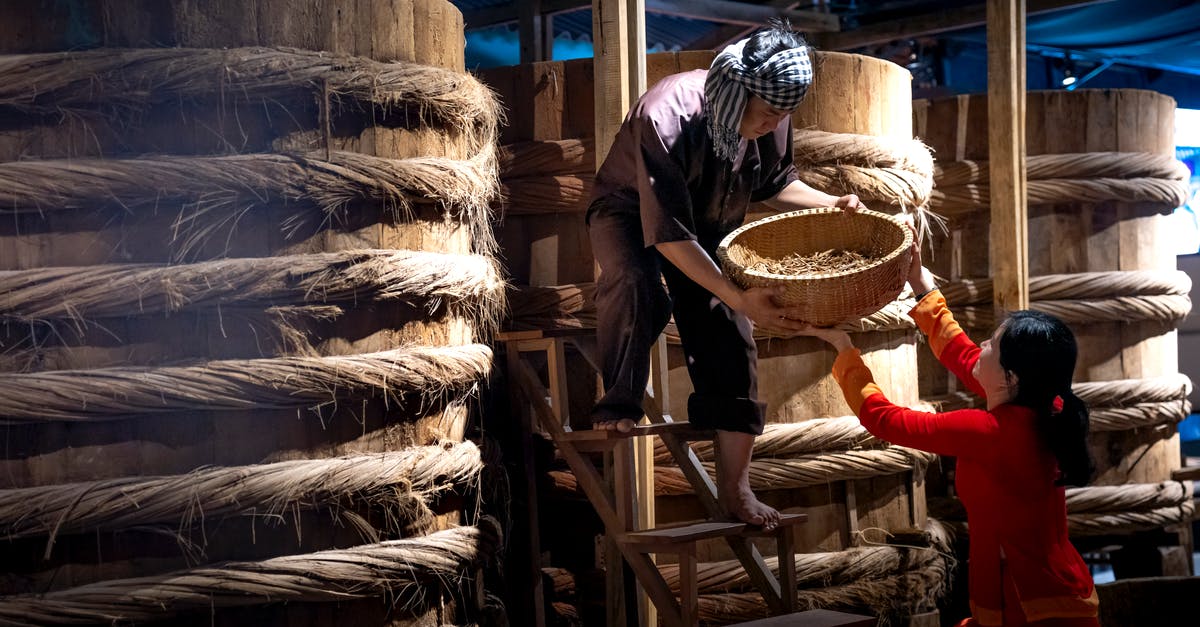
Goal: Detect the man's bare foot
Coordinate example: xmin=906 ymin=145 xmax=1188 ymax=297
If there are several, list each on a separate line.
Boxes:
xmin=719 ymin=485 xmax=781 ymax=529
xmin=592 ymin=418 xmax=636 ymax=433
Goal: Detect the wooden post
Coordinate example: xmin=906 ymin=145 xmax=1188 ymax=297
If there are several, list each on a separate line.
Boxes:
xmin=593 ymin=2 xmax=648 ymax=625
xmin=505 ymin=342 xmax=548 ymax=627
xmin=593 ymin=0 xmax=646 ymax=165
xmin=519 ymin=1 xmax=547 ymax=64
xmin=987 ymin=0 xmax=1029 ymax=313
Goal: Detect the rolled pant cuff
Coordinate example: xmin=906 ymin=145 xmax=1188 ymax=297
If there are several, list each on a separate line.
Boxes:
xmin=686 ymin=395 xmax=766 ymax=435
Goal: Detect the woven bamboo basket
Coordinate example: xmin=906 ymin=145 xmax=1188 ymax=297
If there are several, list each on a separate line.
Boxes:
xmin=717 ymin=208 xmax=913 ymax=326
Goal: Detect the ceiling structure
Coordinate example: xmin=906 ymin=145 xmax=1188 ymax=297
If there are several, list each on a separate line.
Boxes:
xmin=452 ymin=0 xmax=1200 ymax=105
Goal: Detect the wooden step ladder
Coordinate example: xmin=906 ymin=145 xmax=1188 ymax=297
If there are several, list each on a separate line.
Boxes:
xmin=502 ymin=329 xmax=816 ymax=627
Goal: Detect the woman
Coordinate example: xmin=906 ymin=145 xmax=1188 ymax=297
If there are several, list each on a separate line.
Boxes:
xmin=801 ymin=239 xmax=1099 ymax=626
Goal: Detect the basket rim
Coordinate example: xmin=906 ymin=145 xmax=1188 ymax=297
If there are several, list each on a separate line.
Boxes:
xmin=716 ymin=207 xmax=914 ymax=281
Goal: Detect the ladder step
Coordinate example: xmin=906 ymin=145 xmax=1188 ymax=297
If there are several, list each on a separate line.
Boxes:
xmin=726 ymin=608 xmax=876 ymax=627
xmin=620 ymin=513 xmax=807 ymax=547
xmin=559 ymin=421 xmax=714 ymax=451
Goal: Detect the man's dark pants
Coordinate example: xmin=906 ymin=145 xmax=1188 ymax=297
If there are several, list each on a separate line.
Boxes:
xmin=587 ymin=201 xmax=766 ymax=435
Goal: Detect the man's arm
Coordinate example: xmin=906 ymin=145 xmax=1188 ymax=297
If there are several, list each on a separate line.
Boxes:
xmin=654 ymin=239 xmax=812 ymax=335
xmin=762 ymin=179 xmax=865 ymax=214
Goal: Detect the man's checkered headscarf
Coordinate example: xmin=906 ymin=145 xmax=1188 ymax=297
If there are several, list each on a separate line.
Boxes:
xmin=703 ymin=37 xmax=813 ymax=162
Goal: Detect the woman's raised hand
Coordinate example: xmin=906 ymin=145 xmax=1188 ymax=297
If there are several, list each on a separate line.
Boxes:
xmin=899 ymin=216 xmax=936 ymax=296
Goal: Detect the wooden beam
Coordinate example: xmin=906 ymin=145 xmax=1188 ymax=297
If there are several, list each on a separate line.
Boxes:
xmin=687 ymin=1 xmax=804 ymax=51
xmin=987 ymin=0 xmax=1029 ymax=314
xmin=463 ymin=0 xmax=583 ymax=30
xmin=815 ymin=0 xmax=1113 ymax=51
xmin=464 ymin=0 xmax=839 ymax=32
xmin=647 ymin=0 xmax=837 ymax=31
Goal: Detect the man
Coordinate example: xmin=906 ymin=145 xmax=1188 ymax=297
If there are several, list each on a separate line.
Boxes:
xmin=586 ymin=22 xmax=863 ymax=529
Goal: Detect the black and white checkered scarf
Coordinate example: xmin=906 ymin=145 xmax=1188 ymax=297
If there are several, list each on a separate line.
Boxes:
xmin=704 ymin=38 xmax=813 ymax=162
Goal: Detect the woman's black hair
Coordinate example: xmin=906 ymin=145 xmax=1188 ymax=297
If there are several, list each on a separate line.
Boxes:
xmin=998 ymin=310 xmax=1095 ymax=486
xmin=742 ymin=18 xmax=809 ymax=69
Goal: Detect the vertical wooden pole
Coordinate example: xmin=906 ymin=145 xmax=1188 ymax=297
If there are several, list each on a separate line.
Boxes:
xmin=506 ymin=342 xmax=548 ymax=627
xmin=543 ymin=13 xmax=557 ymax=62
xmin=593 ymin=2 xmax=648 ymax=626
xmin=519 ymin=1 xmax=546 ymax=64
xmin=593 ymin=0 xmax=646 ymax=165
xmin=987 ymin=0 xmax=1029 ymax=313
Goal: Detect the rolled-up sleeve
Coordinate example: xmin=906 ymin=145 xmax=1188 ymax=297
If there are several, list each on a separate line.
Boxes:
xmin=635 ymin=115 xmax=698 ymax=247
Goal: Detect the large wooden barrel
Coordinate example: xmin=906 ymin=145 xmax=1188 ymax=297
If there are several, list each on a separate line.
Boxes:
xmin=485 ymin=50 xmax=944 ymax=623
xmin=915 ymin=91 xmax=1192 ymax=544
xmin=0 ymin=1 xmax=502 ymax=624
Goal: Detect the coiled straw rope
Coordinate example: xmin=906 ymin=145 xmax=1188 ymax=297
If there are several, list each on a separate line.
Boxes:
xmin=938 ymin=270 xmax=1192 ymax=304
xmin=505 ymin=282 xmax=918 ymax=334
xmin=672 ymin=298 xmax=919 ymax=342
xmin=791 ymin=129 xmax=935 ymax=211
xmin=941 ymin=498 xmax=1195 ymax=539
xmin=1066 ymin=481 xmax=1194 ymax=514
xmin=925 ymin=373 xmax=1192 ymax=432
xmin=930 ymin=152 xmax=1190 ymax=213
xmin=1069 ymin=503 xmax=1196 ymax=536
xmin=658 ymin=518 xmax=952 ymax=594
xmin=954 ymin=295 xmax=1191 ymax=327
xmin=497 ymin=129 xmax=935 ymax=217
xmin=0 ymin=520 xmax=501 ymax=625
xmin=0 ymin=150 xmax=500 ymax=258
xmin=923 ymin=398 xmax=1192 ymax=433
xmin=697 ymin=558 xmax=949 ymax=625
xmin=935 ymin=152 xmax=1189 ymax=186
xmin=0 ymin=441 xmax=482 ymax=544
xmin=653 ymin=416 xmax=882 ymax=463
xmin=555 ymin=447 xmax=935 ymax=496
xmin=0 ymin=47 xmax=502 ymax=150
xmin=797 ymin=165 xmax=932 ymax=211
xmin=793 ymin=129 xmax=936 ymax=175
xmin=939 ymin=268 xmax=1193 ymax=330
xmin=0 ymin=344 xmax=493 ymax=422
xmin=0 ymin=249 xmax=504 ymax=331
xmin=1072 ymin=373 xmax=1194 ymax=407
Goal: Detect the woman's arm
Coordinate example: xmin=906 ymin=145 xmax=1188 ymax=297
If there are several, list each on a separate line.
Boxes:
xmin=832 ymin=346 xmax=999 ymax=456
xmin=902 ymin=227 xmax=986 ymax=397
xmin=910 ymin=292 xmax=986 ymax=398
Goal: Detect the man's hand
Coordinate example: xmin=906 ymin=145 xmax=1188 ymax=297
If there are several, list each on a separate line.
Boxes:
xmin=833 ymin=193 xmax=865 ymax=215
xmin=731 ymin=286 xmax=812 ymax=336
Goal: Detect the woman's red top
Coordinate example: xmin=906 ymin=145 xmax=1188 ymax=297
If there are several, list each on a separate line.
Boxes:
xmin=831 ymin=290 xmax=1099 ymax=626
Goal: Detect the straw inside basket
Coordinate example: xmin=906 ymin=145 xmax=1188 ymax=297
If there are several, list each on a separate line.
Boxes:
xmin=717 ymin=209 xmax=912 ymax=325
